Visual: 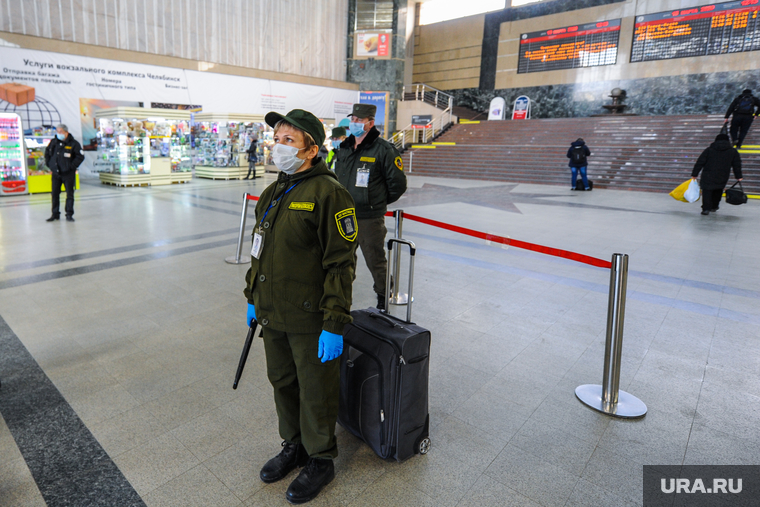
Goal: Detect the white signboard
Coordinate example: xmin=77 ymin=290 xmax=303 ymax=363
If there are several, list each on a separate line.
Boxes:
xmin=512 ymin=95 xmax=531 ymax=120
xmin=488 ymin=97 xmax=506 ymax=120
xmin=0 ymin=46 xmax=359 ymax=175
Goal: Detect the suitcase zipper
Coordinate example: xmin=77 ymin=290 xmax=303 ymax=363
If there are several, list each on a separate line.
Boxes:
xmin=353 ymin=321 xmax=403 ymax=357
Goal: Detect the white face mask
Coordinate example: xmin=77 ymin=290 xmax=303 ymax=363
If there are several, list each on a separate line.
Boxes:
xmin=272 ymin=143 xmax=306 ymax=174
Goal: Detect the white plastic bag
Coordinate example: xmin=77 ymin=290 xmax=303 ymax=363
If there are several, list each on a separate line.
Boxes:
xmin=683 ymin=179 xmax=701 ymax=203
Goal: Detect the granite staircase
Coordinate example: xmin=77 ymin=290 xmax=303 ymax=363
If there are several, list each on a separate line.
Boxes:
xmin=400 ymin=115 xmax=760 ymax=194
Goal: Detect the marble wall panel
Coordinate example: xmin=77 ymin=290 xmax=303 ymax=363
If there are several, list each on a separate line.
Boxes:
xmin=450 ymin=68 xmax=760 ymax=118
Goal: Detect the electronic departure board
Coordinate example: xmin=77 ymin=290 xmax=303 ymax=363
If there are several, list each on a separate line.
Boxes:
xmin=518 ymin=19 xmax=621 ymax=74
xmin=631 ymin=0 xmax=760 ymax=62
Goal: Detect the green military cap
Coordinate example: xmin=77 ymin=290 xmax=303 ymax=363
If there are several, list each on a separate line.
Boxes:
xmin=349 ymin=103 xmax=377 ymax=119
xmin=331 ymin=127 xmax=347 ymax=138
xmin=265 ymin=109 xmax=326 ymax=146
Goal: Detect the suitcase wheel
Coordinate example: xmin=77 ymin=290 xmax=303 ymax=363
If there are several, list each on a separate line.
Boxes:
xmin=418 ymin=437 xmax=431 ymax=455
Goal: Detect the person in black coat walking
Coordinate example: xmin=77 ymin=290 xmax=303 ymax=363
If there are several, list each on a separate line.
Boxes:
xmin=724 ymin=89 xmax=760 ymax=149
xmin=691 ymin=133 xmax=742 ymax=215
xmin=567 ymin=138 xmax=591 ymax=190
xmin=44 ymin=124 xmax=84 ymax=222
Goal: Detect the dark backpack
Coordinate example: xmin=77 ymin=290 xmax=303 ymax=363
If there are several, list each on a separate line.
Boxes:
xmin=736 ymin=95 xmax=754 ymax=115
xmin=572 ymin=145 xmax=587 ymax=164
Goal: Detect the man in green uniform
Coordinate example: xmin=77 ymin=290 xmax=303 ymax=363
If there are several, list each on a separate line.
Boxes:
xmin=325 ymin=126 xmax=346 ymax=171
xmin=244 ymin=109 xmax=357 ymax=504
xmin=333 ymin=103 xmax=407 ymax=310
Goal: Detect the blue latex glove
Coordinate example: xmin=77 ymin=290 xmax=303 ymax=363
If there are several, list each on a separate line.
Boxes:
xmin=318 ymin=330 xmax=343 ymax=363
xmin=247 ymin=303 xmax=256 ymax=327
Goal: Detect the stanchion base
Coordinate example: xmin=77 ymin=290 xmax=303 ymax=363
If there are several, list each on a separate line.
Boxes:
xmin=575 ymin=384 xmax=647 ymax=419
xmin=389 ymin=293 xmax=410 ymax=305
xmin=225 ymin=255 xmax=251 ymax=265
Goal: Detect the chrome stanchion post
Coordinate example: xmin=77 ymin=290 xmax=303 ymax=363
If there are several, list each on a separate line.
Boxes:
xmin=576 ymin=253 xmax=646 ymax=418
xmin=389 ymin=210 xmax=408 ymax=306
xmin=225 ymin=193 xmax=253 ymax=265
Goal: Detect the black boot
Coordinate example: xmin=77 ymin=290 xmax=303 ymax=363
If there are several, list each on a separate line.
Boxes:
xmin=376 ymin=292 xmax=386 ymax=311
xmin=260 ymin=441 xmax=308 ymax=484
xmin=285 ymin=458 xmax=335 ymax=504
xmin=46 ymin=215 xmax=60 ymax=222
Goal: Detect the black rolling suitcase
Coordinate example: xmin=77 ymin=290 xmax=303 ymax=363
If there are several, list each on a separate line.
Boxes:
xmin=338 ymin=238 xmax=431 ymax=461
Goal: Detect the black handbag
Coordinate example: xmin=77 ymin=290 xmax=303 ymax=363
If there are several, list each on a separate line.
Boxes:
xmin=725 ymin=181 xmax=747 ymax=205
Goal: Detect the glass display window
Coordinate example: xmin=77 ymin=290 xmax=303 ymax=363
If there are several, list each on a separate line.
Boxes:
xmin=24 ymin=126 xmax=55 ymax=176
xmin=95 ymin=117 xmax=149 ymax=175
xmin=0 ymin=113 xmax=29 ymax=195
xmin=94 ymin=108 xmax=192 ymax=176
xmin=191 ymin=114 xmax=270 ymax=168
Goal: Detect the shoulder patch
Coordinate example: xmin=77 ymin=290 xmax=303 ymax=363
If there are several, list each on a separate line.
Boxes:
xmin=289 ymin=202 xmax=315 ymax=211
xmin=360 ymin=156 xmax=376 ymax=163
xmin=335 ymin=208 xmax=358 ymax=242
xmin=395 ymin=156 xmax=403 ymax=171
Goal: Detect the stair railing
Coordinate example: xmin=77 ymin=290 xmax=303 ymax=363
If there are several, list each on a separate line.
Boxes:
xmin=401 ymin=83 xmax=454 ymax=111
xmin=390 ymin=106 xmax=453 ymax=151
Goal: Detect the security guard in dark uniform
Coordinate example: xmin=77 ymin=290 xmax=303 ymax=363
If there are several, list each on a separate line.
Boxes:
xmin=243 ymin=109 xmax=357 ymax=504
xmin=44 ymin=124 xmax=84 ymax=222
xmin=333 ymin=104 xmax=407 ymax=309
xmin=325 ymin=126 xmax=346 ymax=171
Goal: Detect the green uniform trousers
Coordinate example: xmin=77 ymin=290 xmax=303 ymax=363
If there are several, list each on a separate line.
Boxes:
xmin=357 ymin=217 xmax=388 ymax=296
xmin=262 ymin=327 xmax=340 ymax=459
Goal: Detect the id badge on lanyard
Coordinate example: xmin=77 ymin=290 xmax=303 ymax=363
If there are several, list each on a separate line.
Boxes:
xmin=356 ymin=164 xmax=370 ymax=188
xmin=251 ymin=230 xmax=264 ymax=259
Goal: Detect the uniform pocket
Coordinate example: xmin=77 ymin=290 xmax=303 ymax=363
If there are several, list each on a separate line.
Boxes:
xmin=282 ymin=279 xmax=323 ymax=314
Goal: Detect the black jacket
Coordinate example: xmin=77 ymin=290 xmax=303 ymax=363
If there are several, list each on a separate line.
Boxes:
xmin=334 ymin=126 xmax=407 ymax=219
xmin=691 ymin=139 xmax=742 ymax=189
xmin=725 ymin=92 xmax=760 ymax=118
xmin=44 ymin=134 xmax=84 ymax=175
xmin=566 ymin=140 xmax=591 ymax=168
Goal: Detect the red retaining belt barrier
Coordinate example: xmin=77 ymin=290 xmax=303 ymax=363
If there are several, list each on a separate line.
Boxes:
xmin=244 ymin=195 xmax=609 ymax=269
xmin=385 ymin=210 xmax=611 ymax=269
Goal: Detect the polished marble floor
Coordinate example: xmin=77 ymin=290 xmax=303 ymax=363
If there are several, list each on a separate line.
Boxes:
xmin=1 ymin=173 xmax=759 ymax=506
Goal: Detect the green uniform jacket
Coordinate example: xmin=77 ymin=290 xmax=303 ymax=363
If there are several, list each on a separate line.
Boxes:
xmin=244 ymin=159 xmax=358 ymax=335
xmin=334 ymin=127 xmax=407 ymax=219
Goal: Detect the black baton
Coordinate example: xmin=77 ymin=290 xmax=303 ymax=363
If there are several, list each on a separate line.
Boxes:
xmin=233 ymin=319 xmax=258 ymax=389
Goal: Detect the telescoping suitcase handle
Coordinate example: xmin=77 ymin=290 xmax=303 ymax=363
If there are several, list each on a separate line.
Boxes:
xmin=385 ymin=238 xmax=416 ymax=323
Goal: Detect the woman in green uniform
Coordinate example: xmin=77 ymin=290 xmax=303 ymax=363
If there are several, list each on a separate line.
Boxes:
xmin=243 ymin=109 xmax=357 ymax=504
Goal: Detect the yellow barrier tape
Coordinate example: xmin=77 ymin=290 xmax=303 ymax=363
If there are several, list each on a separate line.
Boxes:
xmin=460 ymin=120 xmax=480 ymax=124
xmin=723 ymin=193 xmax=760 ymax=200
xmin=411 ymin=145 xmax=437 ymax=149
xmin=432 ymin=142 xmax=456 ymax=146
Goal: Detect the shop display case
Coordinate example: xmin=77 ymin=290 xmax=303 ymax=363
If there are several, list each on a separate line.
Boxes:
xmin=24 ymin=126 xmax=81 ymax=194
xmin=94 ymin=107 xmax=192 ymax=187
xmin=192 ymin=113 xmax=268 ymax=180
xmin=0 ymin=113 xmax=28 ymax=196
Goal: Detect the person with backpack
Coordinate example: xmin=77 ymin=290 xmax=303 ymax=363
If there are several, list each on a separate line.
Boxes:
xmin=567 ymin=138 xmax=591 ymax=191
xmin=724 ymin=89 xmax=760 ymax=149
xmin=244 ymin=134 xmax=259 ymax=179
